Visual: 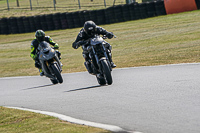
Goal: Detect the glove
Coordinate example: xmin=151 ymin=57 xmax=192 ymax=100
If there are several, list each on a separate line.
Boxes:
xmin=72 ymin=42 xmax=80 ymax=49
xmin=54 ymin=43 xmax=59 ymax=49
xmin=72 ymin=41 xmax=85 ymax=49
xmin=106 ymin=32 xmax=114 ymax=39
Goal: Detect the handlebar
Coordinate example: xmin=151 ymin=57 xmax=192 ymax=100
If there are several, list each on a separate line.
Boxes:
xmin=103 ymin=34 xmax=117 ymax=39
xmin=80 ymin=33 xmax=116 ymax=46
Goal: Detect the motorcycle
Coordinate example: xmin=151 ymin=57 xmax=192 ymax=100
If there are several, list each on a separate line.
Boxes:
xmin=37 ymin=41 xmax=63 ymax=84
xmin=83 ymin=34 xmax=116 ymax=85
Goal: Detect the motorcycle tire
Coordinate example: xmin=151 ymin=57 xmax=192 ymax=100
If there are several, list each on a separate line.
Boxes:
xmin=101 ymin=60 xmax=112 ymax=85
xmin=96 ymin=74 xmax=106 ymax=85
xmin=51 ymin=78 xmax=58 ymax=84
xmin=51 ymin=64 xmax=63 ymax=83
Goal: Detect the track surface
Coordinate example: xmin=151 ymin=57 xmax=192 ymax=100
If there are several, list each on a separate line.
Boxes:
xmin=1 ymin=63 xmax=200 ymax=133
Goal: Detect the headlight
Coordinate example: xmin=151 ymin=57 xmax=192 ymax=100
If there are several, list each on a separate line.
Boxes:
xmin=51 ymin=49 xmax=55 ymax=52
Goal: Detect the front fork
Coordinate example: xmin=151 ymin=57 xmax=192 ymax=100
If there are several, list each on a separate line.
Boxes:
xmin=40 ymin=57 xmax=62 ymax=79
xmin=54 ymin=55 xmax=62 ymax=72
xmin=91 ymin=45 xmax=112 ymax=74
xmin=102 ymin=44 xmax=112 ymax=71
xmin=40 ymin=60 xmax=55 ymax=79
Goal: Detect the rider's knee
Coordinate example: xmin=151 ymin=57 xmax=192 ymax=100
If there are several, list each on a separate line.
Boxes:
xmin=105 ymin=43 xmax=112 ymax=51
xmin=82 ymin=53 xmax=90 ymax=61
xmin=35 ymin=61 xmax=41 ymax=69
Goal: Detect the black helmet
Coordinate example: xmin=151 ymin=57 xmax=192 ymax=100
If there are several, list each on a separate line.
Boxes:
xmin=83 ymin=21 xmax=96 ymax=36
xmin=35 ymin=30 xmax=45 ymax=42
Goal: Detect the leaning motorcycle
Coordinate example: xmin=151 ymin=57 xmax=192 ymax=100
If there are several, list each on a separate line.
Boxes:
xmin=37 ymin=41 xmax=63 ymax=84
xmin=83 ymin=34 xmax=116 ymax=85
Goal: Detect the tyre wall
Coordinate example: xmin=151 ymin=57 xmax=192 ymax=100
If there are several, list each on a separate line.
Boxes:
xmin=0 ymin=0 xmax=198 ymax=34
xmin=196 ymin=0 xmax=200 ymax=9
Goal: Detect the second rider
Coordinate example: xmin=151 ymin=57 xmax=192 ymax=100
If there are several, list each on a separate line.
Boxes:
xmin=72 ymin=21 xmax=116 ymax=73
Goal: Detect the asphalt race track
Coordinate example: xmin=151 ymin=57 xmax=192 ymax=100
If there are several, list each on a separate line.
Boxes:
xmin=1 ymin=63 xmax=200 ymax=133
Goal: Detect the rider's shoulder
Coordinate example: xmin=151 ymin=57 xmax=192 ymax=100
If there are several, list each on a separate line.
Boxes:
xmin=45 ymin=36 xmax=51 ymax=40
xmin=45 ymin=36 xmax=53 ymax=42
xmin=96 ymin=26 xmax=106 ymax=33
xmin=31 ymin=39 xmax=38 ymax=46
xmin=96 ymin=26 xmax=101 ymax=29
xmin=78 ymin=28 xmax=85 ymax=38
xmin=96 ymin=26 xmax=104 ymax=29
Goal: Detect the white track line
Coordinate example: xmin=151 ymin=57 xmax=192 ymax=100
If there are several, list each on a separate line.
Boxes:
xmin=5 ymin=106 xmax=142 ymax=133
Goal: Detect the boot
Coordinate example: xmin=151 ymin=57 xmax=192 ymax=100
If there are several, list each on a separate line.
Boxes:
xmin=111 ymin=62 xmax=116 ymax=68
xmin=108 ymin=52 xmax=116 ymax=68
xmin=39 ymin=68 xmax=44 ymax=76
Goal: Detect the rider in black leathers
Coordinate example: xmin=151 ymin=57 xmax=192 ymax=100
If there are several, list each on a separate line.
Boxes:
xmin=72 ymin=21 xmax=116 ymax=73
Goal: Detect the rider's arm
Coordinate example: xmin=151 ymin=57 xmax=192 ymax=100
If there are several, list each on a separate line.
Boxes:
xmin=72 ymin=29 xmax=85 ymax=49
xmin=95 ymin=26 xmax=108 ymax=35
xmin=96 ymin=26 xmax=114 ymax=39
xmin=45 ymin=36 xmax=59 ymax=49
xmin=30 ymin=40 xmax=37 ymax=60
xmin=30 ymin=46 xmax=36 ymax=60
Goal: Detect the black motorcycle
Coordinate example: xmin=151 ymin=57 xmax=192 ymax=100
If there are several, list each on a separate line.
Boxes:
xmin=83 ymin=34 xmax=116 ymax=85
xmin=37 ymin=41 xmax=63 ymax=84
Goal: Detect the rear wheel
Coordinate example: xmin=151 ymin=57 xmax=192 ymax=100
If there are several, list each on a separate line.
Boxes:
xmin=51 ymin=64 xmax=63 ymax=83
xmin=101 ymin=60 xmax=112 ymax=85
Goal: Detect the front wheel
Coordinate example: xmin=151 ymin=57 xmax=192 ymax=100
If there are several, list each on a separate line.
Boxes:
xmin=50 ymin=63 xmax=63 ymax=83
xmin=101 ymin=60 xmax=112 ymax=85
xmin=50 ymin=79 xmax=58 ymax=84
xmin=96 ymin=74 xmax=106 ymax=85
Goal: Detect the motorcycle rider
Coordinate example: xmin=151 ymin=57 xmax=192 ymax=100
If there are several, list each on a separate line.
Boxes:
xmin=30 ymin=29 xmax=60 ymax=76
xmin=72 ymin=21 xmax=116 ymax=73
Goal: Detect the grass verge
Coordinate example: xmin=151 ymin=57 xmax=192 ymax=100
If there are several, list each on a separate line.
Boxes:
xmin=0 ymin=106 xmax=111 ymax=133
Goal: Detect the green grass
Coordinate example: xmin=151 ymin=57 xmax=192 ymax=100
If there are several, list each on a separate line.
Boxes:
xmin=0 ymin=0 xmax=143 ymax=18
xmin=0 ymin=0 xmax=126 ymax=18
xmin=1 ymin=10 xmax=200 ymax=77
xmin=0 ymin=107 xmax=111 ymax=133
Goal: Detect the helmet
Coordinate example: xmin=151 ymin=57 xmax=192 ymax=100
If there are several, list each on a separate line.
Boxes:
xmin=35 ymin=30 xmax=45 ymax=42
xmin=83 ymin=21 xmax=96 ymax=36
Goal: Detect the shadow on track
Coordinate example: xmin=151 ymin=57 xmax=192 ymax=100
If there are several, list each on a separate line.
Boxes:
xmin=22 ymin=84 xmax=54 ymax=90
xmin=65 ymin=85 xmax=104 ymax=92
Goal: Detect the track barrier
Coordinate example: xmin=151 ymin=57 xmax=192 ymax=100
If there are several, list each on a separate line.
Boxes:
xmin=0 ymin=0 xmax=199 ymax=34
